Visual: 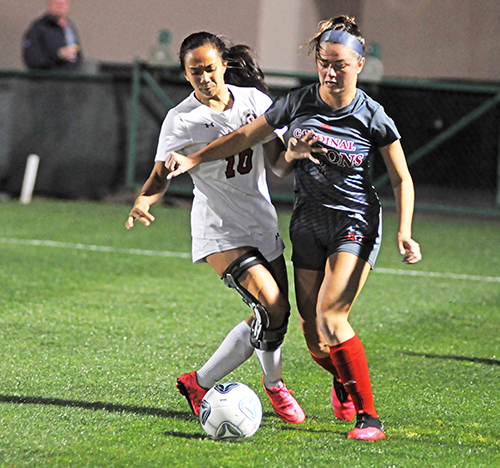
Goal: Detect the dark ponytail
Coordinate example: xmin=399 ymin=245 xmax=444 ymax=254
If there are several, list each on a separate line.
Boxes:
xmin=179 ymin=31 xmax=268 ymax=95
xmin=225 ymin=45 xmax=269 ymax=95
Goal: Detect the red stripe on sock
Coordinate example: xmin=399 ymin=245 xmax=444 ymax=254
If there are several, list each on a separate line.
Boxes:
xmin=329 ymin=334 xmax=378 ymax=418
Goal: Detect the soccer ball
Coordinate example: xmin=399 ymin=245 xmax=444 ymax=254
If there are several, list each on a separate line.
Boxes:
xmin=199 ymin=382 xmax=263 ymax=441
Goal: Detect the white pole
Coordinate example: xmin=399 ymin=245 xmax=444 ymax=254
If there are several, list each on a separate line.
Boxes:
xmin=20 ymin=154 xmax=40 ymax=204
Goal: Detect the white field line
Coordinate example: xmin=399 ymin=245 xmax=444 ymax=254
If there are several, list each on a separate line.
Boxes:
xmin=0 ymin=237 xmax=191 ymax=259
xmin=372 ymin=268 xmax=500 ymax=283
xmin=1 ymin=237 xmax=499 ymax=283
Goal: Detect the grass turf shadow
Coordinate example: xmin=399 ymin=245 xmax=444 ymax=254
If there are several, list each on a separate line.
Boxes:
xmin=403 ymin=351 xmax=500 ymax=366
xmin=0 ymin=394 xmax=192 ymax=420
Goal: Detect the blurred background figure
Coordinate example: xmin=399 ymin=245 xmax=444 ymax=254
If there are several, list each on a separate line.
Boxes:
xmin=147 ymin=29 xmax=176 ymax=67
xmin=358 ymin=42 xmax=383 ymax=83
xmin=22 ymin=0 xmax=83 ymax=71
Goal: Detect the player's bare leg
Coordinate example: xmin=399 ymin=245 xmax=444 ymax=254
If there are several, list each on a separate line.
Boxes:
xmin=178 ymin=248 xmax=304 ymax=424
xmin=316 ymin=252 xmax=385 ymax=440
xmin=295 ymin=267 xmax=355 ymax=421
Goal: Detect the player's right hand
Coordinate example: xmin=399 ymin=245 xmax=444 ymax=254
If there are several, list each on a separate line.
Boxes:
xmin=125 ymin=201 xmax=155 ymax=229
xmin=165 ymin=151 xmax=197 ymax=179
xmin=286 ymin=130 xmax=326 ymax=165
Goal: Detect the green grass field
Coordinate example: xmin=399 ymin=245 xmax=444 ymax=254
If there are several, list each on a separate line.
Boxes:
xmin=0 ymin=198 xmax=499 ymax=467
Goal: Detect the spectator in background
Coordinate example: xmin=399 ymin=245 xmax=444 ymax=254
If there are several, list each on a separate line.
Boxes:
xmin=22 ymin=0 xmax=83 ymax=71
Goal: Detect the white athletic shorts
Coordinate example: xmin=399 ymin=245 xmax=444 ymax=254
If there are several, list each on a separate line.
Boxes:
xmin=192 ymin=231 xmax=285 ymax=264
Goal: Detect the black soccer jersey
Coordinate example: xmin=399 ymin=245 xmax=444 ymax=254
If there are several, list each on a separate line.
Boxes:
xmin=265 ymin=83 xmax=400 ymax=217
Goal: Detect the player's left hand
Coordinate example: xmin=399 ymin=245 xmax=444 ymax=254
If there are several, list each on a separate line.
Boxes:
xmin=398 ymin=234 xmax=422 ymax=264
xmin=125 ymin=200 xmax=155 ymax=229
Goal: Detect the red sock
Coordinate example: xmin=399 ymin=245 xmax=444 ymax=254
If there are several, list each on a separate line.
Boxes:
xmin=310 ymin=353 xmax=340 ymax=380
xmin=329 ymin=334 xmax=378 ymax=418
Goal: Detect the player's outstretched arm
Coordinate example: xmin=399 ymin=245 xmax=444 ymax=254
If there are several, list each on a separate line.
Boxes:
xmin=165 ymin=115 xmax=275 ymax=179
xmin=125 ymin=161 xmax=170 ymax=229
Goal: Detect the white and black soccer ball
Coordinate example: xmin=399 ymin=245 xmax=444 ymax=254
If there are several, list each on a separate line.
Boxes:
xmin=199 ymin=382 xmax=263 ymax=441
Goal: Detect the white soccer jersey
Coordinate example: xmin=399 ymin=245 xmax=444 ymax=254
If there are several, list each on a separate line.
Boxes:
xmin=155 ymin=84 xmax=280 ymax=240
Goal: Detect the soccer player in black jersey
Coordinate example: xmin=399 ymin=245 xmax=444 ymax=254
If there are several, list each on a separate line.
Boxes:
xmin=165 ymin=16 xmax=422 ymax=440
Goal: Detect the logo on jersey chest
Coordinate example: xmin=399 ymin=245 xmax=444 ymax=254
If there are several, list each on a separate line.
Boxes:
xmin=202 ymin=110 xmax=256 ymax=133
xmin=325 ymin=149 xmax=364 ymax=167
xmin=242 ymin=109 xmax=258 ymax=126
xmin=293 ymin=128 xmax=365 ymax=168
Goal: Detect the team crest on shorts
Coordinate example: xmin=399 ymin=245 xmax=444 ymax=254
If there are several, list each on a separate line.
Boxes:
xmin=344 ymin=227 xmax=366 ymax=243
xmin=242 ymin=109 xmax=258 ymax=126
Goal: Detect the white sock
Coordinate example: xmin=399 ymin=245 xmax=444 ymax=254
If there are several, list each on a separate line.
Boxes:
xmin=256 ymin=347 xmax=283 ymax=389
xmin=196 ymin=321 xmax=254 ymax=389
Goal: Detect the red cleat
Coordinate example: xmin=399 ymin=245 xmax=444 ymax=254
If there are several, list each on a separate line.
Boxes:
xmin=263 ymin=378 xmax=305 ymax=424
xmin=331 ymin=377 xmax=356 ymax=421
xmin=348 ymin=412 xmax=386 ymax=441
xmin=176 ymin=371 xmax=207 ymax=416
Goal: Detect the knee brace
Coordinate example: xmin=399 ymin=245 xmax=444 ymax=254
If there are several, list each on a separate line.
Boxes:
xmin=222 ymin=249 xmax=289 ymax=351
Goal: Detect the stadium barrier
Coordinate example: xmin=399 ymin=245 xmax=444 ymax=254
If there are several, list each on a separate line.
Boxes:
xmin=0 ymin=65 xmax=499 ymax=216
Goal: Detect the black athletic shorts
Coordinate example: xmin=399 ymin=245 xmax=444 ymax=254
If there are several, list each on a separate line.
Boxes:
xmin=290 ymin=197 xmax=382 ymax=271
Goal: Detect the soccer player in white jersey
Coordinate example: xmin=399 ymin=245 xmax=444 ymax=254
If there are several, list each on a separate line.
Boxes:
xmin=125 ymin=32 xmax=304 ymax=424
xmin=165 ymin=17 xmax=422 ymax=440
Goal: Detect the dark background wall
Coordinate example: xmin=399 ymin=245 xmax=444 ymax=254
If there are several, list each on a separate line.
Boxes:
xmin=1 ymin=71 xmax=498 ymax=211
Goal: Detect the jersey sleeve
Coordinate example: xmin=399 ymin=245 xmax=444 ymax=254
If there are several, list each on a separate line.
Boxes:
xmin=264 ymin=93 xmax=292 ymax=130
xmin=248 ymin=87 xmax=287 ymax=142
xmin=370 ymin=106 xmax=401 ymax=148
xmin=154 ymin=109 xmax=192 ymax=162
